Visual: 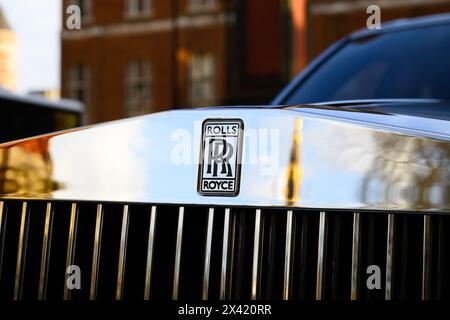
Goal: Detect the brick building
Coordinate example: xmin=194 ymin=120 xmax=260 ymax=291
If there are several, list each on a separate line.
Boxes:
xmin=61 ymin=0 xmax=289 ymax=123
xmin=0 ymin=8 xmax=17 ymax=92
xmin=61 ymin=0 xmax=450 ymax=124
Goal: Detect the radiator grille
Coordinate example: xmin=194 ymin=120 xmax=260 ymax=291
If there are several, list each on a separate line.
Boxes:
xmin=0 ymin=199 xmax=449 ymax=300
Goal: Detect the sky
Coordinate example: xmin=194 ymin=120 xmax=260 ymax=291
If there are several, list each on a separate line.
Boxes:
xmin=0 ymin=0 xmax=61 ymax=94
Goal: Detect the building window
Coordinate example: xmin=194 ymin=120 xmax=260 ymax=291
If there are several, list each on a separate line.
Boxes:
xmin=126 ymin=60 xmax=152 ymax=116
xmin=126 ymin=0 xmax=152 ymax=18
xmin=68 ymin=64 xmax=90 ymax=107
xmin=188 ymin=54 xmax=216 ymax=106
xmin=70 ymin=0 xmax=93 ymax=22
xmin=187 ymin=0 xmax=217 ymax=12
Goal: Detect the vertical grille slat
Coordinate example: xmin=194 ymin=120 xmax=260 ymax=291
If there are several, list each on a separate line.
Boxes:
xmin=316 ymin=211 xmax=327 ymax=300
xmin=220 ymin=208 xmax=231 ymax=300
xmin=0 ymin=202 xmax=21 ymax=298
xmin=172 ymin=206 xmax=184 ymax=300
xmin=283 ymin=210 xmax=294 ymax=300
xmin=227 ymin=209 xmax=237 ymax=299
xmin=13 ymin=202 xmax=30 ymax=300
xmin=89 ymin=204 xmax=103 ymax=300
xmin=38 ymin=203 xmax=54 ymax=300
xmin=350 ymin=212 xmax=361 ymax=300
xmin=422 ymin=215 xmax=432 ymax=300
xmin=0 ymin=201 xmax=5 ymax=283
xmin=63 ymin=203 xmax=79 ymax=300
xmin=202 ymin=208 xmax=214 ymax=300
xmin=251 ymin=209 xmax=263 ymax=300
xmin=144 ymin=205 xmax=157 ymax=300
xmin=0 ymin=201 xmax=3 ymax=229
xmin=385 ymin=213 xmax=395 ymax=300
xmin=115 ymin=205 xmax=130 ymax=300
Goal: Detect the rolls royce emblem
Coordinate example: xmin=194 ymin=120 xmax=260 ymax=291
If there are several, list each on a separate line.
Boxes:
xmin=198 ymin=119 xmax=244 ymax=196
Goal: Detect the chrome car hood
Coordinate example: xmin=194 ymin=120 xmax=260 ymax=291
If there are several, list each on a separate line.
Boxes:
xmin=0 ymin=105 xmax=449 ymax=211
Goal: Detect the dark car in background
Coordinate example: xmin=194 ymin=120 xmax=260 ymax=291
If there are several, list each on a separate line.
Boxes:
xmin=274 ymin=15 xmax=450 ymax=104
xmin=0 ymin=89 xmax=83 ymax=143
xmin=274 ymin=13 xmax=450 ymax=119
xmin=0 ymin=14 xmax=448 ymax=301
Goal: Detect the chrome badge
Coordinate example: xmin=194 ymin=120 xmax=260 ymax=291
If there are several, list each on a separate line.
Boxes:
xmin=198 ymin=119 xmax=244 ymax=196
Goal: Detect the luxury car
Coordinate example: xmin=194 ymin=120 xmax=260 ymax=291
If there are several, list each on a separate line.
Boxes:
xmin=0 ymin=14 xmax=449 ymax=301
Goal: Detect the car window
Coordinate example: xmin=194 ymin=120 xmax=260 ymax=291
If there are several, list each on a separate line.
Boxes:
xmin=283 ymin=24 xmax=450 ymax=104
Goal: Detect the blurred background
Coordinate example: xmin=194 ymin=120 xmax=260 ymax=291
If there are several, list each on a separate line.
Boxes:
xmin=0 ymin=0 xmax=450 ymax=131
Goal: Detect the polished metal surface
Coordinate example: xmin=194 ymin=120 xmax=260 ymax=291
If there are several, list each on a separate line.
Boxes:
xmin=0 ymin=201 xmax=4 ymax=273
xmin=202 ymin=208 xmax=214 ymax=300
xmin=38 ymin=202 xmax=53 ymax=300
xmin=0 ymin=201 xmax=3 ymax=233
xmin=0 ymin=200 xmax=4 ymax=287
xmin=283 ymin=210 xmax=294 ymax=300
xmin=220 ymin=208 xmax=231 ymax=300
xmin=14 ymin=202 xmax=29 ymax=300
xmin=251 ymin=209 xmax=263 ymax=300
xmin=312 ymin=99 xmax=444 ymax=106
xmin=316 ymin=211 xmax=327 ymax=300
xmin=172 ymin=206 xmax=184 ymax=300
xmin=115 ymin=205 xmax=130 ymax=300
xmin=144 ymin=205 xmax=157 ymax=300
xmin=90 ymin=204 xmax=103 ymax=300
xmin=0 ymin=108 xmax=448 ymax=211
xmin=385 ymin=213 xmax=395 ymax=300
xmin=350 ymin=212 xmax=360 ymax=300
xmin=63 ymin=203 xmax=78 ymax=300
xmin=422 ymin=215 xmax=432 ymax=300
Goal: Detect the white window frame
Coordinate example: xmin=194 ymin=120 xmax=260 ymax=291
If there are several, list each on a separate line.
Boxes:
xmin=125 ymin=60 xmax=153 ymax=117
xmin=68 ymin=64 xmax=90 ymax=105
xmin=188 ymin=54 xmax=216 ymax=107
xmin=187 ymin=0 xmax=218 ymax=13
xmin=125 ymin=0 xmax=152 ymax=18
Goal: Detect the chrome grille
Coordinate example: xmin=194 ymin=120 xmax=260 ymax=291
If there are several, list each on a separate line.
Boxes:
xmin=0 ymin=199 xmax=449 ymax=300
